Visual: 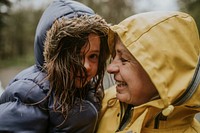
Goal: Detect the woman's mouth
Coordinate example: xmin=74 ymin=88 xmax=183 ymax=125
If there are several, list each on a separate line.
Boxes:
xmin=116 ymin=81 xmax=127 ymax=87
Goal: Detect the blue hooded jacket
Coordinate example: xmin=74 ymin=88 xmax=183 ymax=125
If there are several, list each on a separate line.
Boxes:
xmin=0 ymin=0 xmax=100 ymax=132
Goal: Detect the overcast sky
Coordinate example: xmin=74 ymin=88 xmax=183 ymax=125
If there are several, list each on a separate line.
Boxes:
xmin=134 ymin=0 xmax=178 ymax=13
xmin=9 ymin=0 xmax=179 ymax=12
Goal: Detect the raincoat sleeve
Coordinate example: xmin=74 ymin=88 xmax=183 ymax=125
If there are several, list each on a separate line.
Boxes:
xmin=0 ymin=79 xmax=49 ymax=133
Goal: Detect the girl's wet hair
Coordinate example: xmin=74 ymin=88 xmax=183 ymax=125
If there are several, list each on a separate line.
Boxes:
xmin=43 ymin=14 xmax=110 ymax=120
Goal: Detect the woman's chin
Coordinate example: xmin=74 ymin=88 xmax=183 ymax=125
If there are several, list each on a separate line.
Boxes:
xmin=116 ymin=93 xmax=131 ymax=104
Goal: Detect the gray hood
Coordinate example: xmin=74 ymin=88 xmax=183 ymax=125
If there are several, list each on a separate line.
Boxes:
xmin=34 ymin=0 xmax=94 ymax=69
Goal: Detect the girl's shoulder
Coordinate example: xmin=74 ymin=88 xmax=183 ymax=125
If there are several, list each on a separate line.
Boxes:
xmin=0 ymin=65 xmax=49 ymax=105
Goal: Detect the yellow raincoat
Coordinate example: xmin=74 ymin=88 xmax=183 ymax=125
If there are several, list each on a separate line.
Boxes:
xmin=97 ymin=11 xmax=200 ymax=133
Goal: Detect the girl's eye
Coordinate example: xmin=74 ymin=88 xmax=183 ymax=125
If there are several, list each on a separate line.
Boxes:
xmin=89 ymin=54 xmax=99 ymax=62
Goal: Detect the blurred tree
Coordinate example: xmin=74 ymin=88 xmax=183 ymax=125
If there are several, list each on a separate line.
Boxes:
xmin=2 ymin=8 xmax=43 ymax=59
xmin=1 ymin=0 xmax=136 ymax=67
xmin=76 ymin=0 xmax=135 ymax=24
xmin=0 ymin=0 xmax=44 ymax=62
xmin=177 ymin=0 xmax=200 ymax=32
xmin=0 ymin=0 xmax=11 ymax=26
xmin=0 ymin=0 xmax=11 ymax=59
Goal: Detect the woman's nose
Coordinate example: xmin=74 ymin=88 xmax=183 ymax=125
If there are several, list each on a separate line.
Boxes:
xmin=107 ymin=61 xmax=119 ymax=74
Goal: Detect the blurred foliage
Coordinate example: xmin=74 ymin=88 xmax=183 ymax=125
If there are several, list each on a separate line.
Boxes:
xmin=76 ymin=0 xmax=134 ymax=24
xmin=0 ymin=1 xmax=43 ymax=67
xmin=0 ymin=7 xmax=43 ymax=68
xmin=0 ymin=0 xmax=200 ymax=69
xmin=0 ymin=0 xmax=135 ymax=68
xmin=0 ymin=0 xmax=11 ymax=59
xmin=0 ymin=0 xmax=11 ymax=20
xmin=178 ymin=0 xmax=200 ymax=32
xmin=0 ymin=54 xmax=34 ymax=68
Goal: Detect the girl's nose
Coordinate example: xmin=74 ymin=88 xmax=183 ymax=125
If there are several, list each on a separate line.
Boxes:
xmin=107 ymin=61 xmax=119 ymax=74
xmin=84 ymin=59 xmax=91 ymax=72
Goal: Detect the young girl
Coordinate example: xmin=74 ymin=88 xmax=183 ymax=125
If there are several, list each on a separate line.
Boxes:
xmin=0 ymin=0 xmax=109 ymax=132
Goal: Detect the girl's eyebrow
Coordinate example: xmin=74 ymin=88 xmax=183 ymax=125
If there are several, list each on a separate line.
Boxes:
xmin=91 ymin=50 xmax=100 ymax=53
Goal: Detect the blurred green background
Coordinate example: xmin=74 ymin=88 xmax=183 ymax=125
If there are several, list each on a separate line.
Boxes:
xmin=0 ymin=0 xmax=200 ymax=89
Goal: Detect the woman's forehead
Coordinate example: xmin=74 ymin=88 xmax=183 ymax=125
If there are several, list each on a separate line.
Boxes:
xmin=115 ymin=39 xmax=130 ymax=54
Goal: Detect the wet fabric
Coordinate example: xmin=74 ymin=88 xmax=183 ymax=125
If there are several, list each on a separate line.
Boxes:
xmin=0 ymin=0 xmax=99 ymax=132
xmin=97 ymin=11 xmax=200 ymax=133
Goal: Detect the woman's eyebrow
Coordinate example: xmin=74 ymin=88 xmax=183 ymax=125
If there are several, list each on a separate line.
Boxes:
xmin=116 ymin=49 xmax=122 ymax=54
xmin=112 ymin=48 xmax=123 ymax=57
xmin=116 ymin=49 xmax=128 ymax=55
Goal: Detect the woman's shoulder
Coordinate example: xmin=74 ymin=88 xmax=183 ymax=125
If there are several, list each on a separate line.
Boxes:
xmin=101 ymin=85 xmax=118 ymax=110
xmin=104 ymin=85 xmax=117 ymax=101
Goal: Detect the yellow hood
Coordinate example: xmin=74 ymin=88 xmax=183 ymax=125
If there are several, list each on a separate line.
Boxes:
xmin=97 ymin=11 xmax=200 ymax=133
xmin=110 ymin=11 xmax=200 ymax=109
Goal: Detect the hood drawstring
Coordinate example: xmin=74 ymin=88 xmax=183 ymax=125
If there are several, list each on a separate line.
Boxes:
xmin=162 ymin=105 xmax=174 ymax=116
xmin=107 ymin=97 xmax=118 ymax=107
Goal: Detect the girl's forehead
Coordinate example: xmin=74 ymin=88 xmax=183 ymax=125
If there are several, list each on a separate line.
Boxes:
xmin=81 ymin=34 xmax=100 ymax=53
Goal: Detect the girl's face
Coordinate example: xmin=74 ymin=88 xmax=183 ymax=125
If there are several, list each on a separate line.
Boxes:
xmin=75 ymin=33 xmax=100 ymax=88
xmin=107 ymin=38 xmax=157 ymax=105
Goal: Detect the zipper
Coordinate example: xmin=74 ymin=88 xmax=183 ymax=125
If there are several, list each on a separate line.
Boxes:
xmin=154 ymin=56 xmax=200 ymax=129
xmin=154 ymin=112 xmax=167 ymax=129
xmin=173 ymin=57 xmax=200 ymax=106
xmin=116 ymin=104 xmax=133 ymax=132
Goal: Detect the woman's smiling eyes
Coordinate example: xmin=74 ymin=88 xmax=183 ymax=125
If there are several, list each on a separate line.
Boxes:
xmin=120 ymin=57 xmax=129 ymax=62
xmin=111 ymin=52 xmax=130 ymax=64
xmin=120 ymin=56 xmax=130 ymax=65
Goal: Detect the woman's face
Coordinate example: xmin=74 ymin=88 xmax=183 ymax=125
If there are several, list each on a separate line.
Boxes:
xmin=75 ymin=33 xmax=100 ymax=88
xmin=107 ymin=38 xmax=157 ymax=105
